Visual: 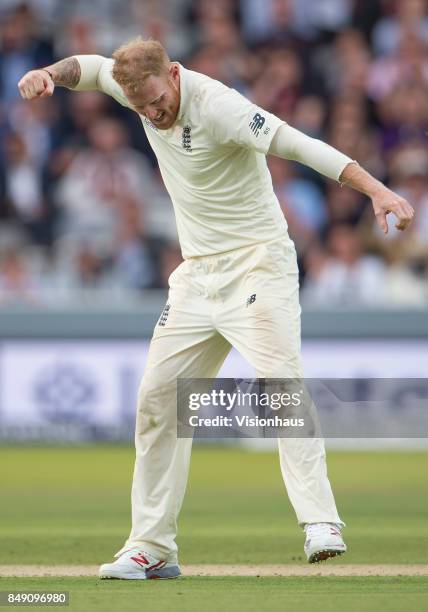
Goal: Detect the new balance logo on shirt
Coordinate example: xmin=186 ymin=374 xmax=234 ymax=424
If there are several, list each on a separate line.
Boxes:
xmin=249 ymin=113 xmax=265 ymax=136
xmin=246 ymin=293 xmax=256 ymax=307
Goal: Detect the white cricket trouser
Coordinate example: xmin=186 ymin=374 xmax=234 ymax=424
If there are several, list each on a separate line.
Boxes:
xmin=115 ymin=239 xmax=343 ymax=563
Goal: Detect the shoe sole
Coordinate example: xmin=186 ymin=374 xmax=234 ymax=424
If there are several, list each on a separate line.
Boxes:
xmin=99 ymin=565 xmax=181 ymax=580
xmin=147 ymin=566 xmax=181 ymax=580
xmin=308 ymin=548 xmax=346 ymax=564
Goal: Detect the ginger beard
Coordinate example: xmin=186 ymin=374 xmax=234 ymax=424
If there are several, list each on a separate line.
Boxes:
xmin=125 ymin=64 xmax=181 ymax=130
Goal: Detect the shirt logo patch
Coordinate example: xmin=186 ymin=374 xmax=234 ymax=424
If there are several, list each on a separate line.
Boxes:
xmin=182 ymin=125 xmax=192 ymax=152
xmin=249 ymin=113 xmax=265 ymax=137
xmin=158 ymin=303 xmax=171 ymax=326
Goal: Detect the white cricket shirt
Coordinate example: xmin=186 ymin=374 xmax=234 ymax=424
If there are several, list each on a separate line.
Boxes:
xmin=97 ymin=60 xmax=289 ymax=258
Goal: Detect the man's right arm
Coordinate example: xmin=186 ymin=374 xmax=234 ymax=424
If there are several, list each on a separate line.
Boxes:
xmin=18 ymin=55 xmax=130 ymax=108
xmin=44 ymin=57 xmax=82 ymax=89
xmin=18 ymin=56 xmax=83 ymax=99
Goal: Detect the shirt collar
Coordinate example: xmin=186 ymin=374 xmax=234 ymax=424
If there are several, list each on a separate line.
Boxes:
xmin=176 ymin=63 xmax=188 ymax=123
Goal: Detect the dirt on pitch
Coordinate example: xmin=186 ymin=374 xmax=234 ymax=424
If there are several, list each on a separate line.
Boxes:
xmin=1 ymin=565 xmax=428 ymax=577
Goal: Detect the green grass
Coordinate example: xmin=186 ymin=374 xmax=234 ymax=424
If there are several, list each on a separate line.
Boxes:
xmin=0 ymin=577 xmax=427 ymax=612
xmin=0 ymin=447 xmax=427 ymax=564
xmin=0 ymin=447 xmax=427 ymax=611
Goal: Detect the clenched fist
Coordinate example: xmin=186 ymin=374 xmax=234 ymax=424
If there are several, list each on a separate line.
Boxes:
xmin=18 ymin=69 xmax=54 ymax=100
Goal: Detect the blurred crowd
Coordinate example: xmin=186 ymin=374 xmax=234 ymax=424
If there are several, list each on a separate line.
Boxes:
xmin=1 ymin=0 xmax=428 ymax=307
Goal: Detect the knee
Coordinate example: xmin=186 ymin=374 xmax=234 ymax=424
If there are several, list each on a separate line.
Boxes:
xmin=259 ymin=360 xmax=303 ymax=379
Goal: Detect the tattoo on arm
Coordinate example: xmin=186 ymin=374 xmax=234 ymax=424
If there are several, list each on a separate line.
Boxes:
xmin=44 ymin=57 xmax=81 ymax=89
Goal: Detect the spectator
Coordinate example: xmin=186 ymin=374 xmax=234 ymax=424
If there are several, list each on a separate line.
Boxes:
xmin=301 ymin=224 xmax=387 ymax=306
xmin=383 ymin=145 xmax=428 ymax=253
xmin=292 ymin=0 xmax=354 ymax=41
xmin=292 ymin=95 xmax=326 ymax=138
xmin=269 ymin=156 xmax=327 ymax=257
xmin=0 ymin=3 xmax=53 ymax=105
xmin=0 ymin=228 xmax=39 ymax=304
xmin=372 ymin=0 xmax=428 ymax=57
xmin=2 ymin=130 xmax=54 ymax=245
xmin=315 ymin=28 xmax=371 ymax=97
xmin=376 ymin=82 xmax=428 ymax=153
xmin=110 ymin=197 xmax=165 ymax=290
xmin=368 ymin=31 xmax=428 ymax=101
xmin=55 ymin=116 xmax=163 ymax=244
xmin=8 ymin=95 xmax=55 ymax=167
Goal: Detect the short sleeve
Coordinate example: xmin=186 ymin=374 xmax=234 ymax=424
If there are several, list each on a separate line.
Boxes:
xmin=203 ymin=85 xmax=284 ymax=154
xmin=97 ymin=58 xmax=131 ymax=109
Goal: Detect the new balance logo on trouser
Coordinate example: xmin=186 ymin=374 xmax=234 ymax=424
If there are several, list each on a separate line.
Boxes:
xmin=100 ymin=240 xmax=345 ymax=579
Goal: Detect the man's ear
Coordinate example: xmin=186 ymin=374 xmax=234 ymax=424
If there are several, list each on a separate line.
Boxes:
xmin=169 ymin=63 xmax=179 ymax=79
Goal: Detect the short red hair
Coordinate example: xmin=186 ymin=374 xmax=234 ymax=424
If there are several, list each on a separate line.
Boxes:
xmin=112 ymin=37 xmax=170 ymax=92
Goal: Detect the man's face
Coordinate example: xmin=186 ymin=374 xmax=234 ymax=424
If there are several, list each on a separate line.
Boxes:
xmin=125 ymin=63 xmax=181 ymax=130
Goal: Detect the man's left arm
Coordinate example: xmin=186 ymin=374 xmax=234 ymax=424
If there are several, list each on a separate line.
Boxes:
xmin=269 ymin=124 xmax=414 ymax=233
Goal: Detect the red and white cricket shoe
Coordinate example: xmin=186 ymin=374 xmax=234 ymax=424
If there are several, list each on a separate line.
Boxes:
xmin=99 ymin=547 xmax=181 ymax=580
xmin=304 ymin=523 xmax=347 ymax=563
